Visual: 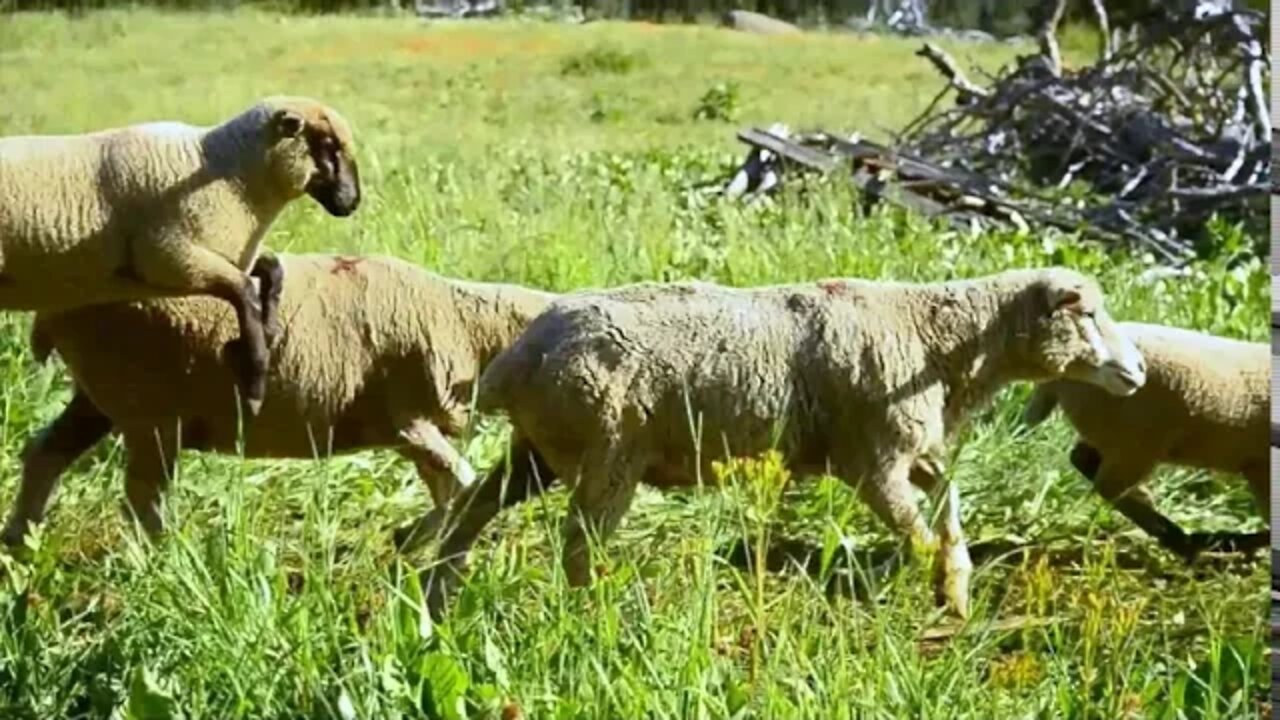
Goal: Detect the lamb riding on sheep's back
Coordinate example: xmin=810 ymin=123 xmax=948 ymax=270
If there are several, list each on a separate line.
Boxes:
xmin=0 ymin=96 xmax=361 ymax=414
xmin=424 ymin=266 xmax=1147 ymax=619
xmin=3 ymin=253 xmax=554 ymax=545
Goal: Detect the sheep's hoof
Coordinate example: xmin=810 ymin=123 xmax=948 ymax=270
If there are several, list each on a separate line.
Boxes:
xmin=422 ymin=564 xmax=465 ymax=621
xmin=1181 ymin=531 xmax=1269 ymax=561
xmin=1170 ymin=542 xmax=1202 ymax=565
xmin=0 ymin=539 xmax=31 ymax=563
xmin=244 ymin=396 xmax=264 ymax=417
xmin=425 ymin=584 xmax=450 ymax=621
xmin=933 ymin=545 xmax=973 ymax=620
xmin=393 ymin=509 xmax=446 ymax=554
xmin=243 ymin=372 xmax=267 ymax=417
xmin=0 ymin=526 xmax=27 ymax=551
xmin=935 ymin=582 xmax=972 ymax=620
xmin=392 ymin=525 xmax=414 ymax=552
xmin=119 ymin=501 xmax=166 ymax=541
xmin=222 ymin=339 xmax=268 ymax=417
xmin=263 ymin=321 xmax=283 ymax=350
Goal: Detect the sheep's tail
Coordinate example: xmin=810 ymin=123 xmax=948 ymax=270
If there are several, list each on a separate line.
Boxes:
xmin=29 ymin=317 xmax=56 ymax=365
xmin=1019 ymin=385 xmax=1059 ymax=427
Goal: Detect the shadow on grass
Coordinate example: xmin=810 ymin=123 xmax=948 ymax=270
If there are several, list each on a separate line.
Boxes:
xmin=717 ymin=530 xmax=1267 ymax=601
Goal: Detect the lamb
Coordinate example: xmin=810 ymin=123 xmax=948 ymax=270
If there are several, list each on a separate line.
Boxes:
xmin=423 ymin=267 xmax=1147 ymax=619
xmin=0 ymin=96 xmax=361 ymax=414
xmin=1020 ymin=322 xmax=1269 ymax=561
xmin=1 ymin=253 xmax=556 ymax=547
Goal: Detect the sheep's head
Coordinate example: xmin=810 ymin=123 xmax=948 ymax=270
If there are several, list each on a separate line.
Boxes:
xmin=1022 ymin=268 xmax=1146 ymax=396
xmin=259 ymin=96 xmax=361 ymax=217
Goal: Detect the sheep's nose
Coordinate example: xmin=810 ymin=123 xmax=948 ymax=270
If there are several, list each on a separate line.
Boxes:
xmin=1121 ymin=358 xmax=1146 ymax=390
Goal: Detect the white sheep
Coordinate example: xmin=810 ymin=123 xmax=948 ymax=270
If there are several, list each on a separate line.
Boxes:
xmin=424 ymin=267 xmax=1147 ymax=618
xmin=0 ymin=96 xmax=361 ymax=414
xmin=1020 ymin=321 xmax=1269 ymax=560
xmin=2 ymin=253 xmax=555 ymax=545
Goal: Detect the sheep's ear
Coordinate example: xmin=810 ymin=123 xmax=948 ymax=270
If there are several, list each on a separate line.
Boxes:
xmin=1050 ymin=287 xmax=1083 ymax=312
xmin=272 ymin=109 xmax=305 ymax=139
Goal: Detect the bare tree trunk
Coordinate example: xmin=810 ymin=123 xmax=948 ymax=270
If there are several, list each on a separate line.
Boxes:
xmin=1036 ymin=0 xmax=1068 ymax=77
xmin=865 ymin=0 xmax=879 ymax=23
xmin=977 ymin=0 xmax=995 ymax=34
xmin=1087 ymin=0 xmax=1112 ymax=62
xmin=1242 ymin=35 xmax=1270 ymax=140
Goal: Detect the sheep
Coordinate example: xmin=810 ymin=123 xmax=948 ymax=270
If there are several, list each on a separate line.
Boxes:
xmin=0 ymin=96 xmax=362 ymax=415
xmin=1 ymin=253 xmax=556 ymax=547
xmin=422 ymin=267 xmax=1147 ymax=619
xmin=1020 ymin=321 xmax=1269 ymax=561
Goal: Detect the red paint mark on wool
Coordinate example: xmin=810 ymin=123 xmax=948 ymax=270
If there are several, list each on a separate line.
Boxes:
xmin=818 ymin=280 xmax=849 ymax=296
xmin=330 ymin=256 xmax=364 ymax=275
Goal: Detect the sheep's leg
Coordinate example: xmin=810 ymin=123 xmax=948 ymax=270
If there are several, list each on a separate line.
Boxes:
xmin=213 ymin=277 xmax=270 ymax=417
xmin=560 ymin=448 xmax=640 ymax=588
xmin=250 ymin=253 xmax=285 ymax=349
xmin=1244 ymin=462 xmax=1270 ymax=525
xmin=1070 ymin=443 xmax=1198 ymax=560
xmin=909 ymin=462 xmax=972 ymax=620
xmin=851 ymin=456 xmax=935 ymax=550
xmin=2 ymin=389 xmax=112 ymax=547
xmin=1182 ymin=530 xmax=1270 ymax=557
xmin=1179 ymin=463 xmax=1269 ymax=558
xmin=1067 ymin=442 xmax=1104 ymax=478
xmin=138 ymin=245 xmax=269 ymax=416
xmin=393 ymin=419 xmax=477 ymax=553
xmin=423 ymin=435 xmax=558 ymax=618
xmin=846 ymin=456 xmax=949 ymax=609
xmin=1097 ymin=489 xmax=1190 ymax=557
xmin=121 ymin=429 xmax=178 ymax=538
xmin=1019 ymin=386 xmax=1059 ymax=428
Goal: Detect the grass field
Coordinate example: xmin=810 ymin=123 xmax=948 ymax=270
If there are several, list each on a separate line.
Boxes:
xmin=0 ymin=9 xmax=1271 ymax=719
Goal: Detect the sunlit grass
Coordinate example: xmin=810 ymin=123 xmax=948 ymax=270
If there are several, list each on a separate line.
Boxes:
xmin=0 ymin=10 xmax=1269 ymax=718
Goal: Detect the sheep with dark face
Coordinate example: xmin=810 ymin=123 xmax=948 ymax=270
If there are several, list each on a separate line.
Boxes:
xmin=425 ymin=267 xmax=1147 ymax=619
xmin=0 ymin=96 xmax=361 ymax=414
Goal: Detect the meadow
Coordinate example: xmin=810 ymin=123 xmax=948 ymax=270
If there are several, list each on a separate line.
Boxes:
xmin=0 ymin=10 xmax=1270 ymax=719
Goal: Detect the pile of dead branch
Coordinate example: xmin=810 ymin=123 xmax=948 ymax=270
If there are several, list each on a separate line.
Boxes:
xmin=724 ymin=6 xmax=1270 ymax=265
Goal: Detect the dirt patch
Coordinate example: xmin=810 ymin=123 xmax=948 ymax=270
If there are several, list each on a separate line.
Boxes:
xmin=399 ymin=31 xmax=564 ymax=59
xmin=283 ymin=27 xmax=566 ymax=69
xmin=399 ymin=32 xmax=501 ymax=58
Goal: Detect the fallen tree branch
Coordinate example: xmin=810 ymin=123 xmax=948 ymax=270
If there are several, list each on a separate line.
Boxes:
xmin=915 ymin=43 xmax=989 ymax=104
xmin=1035 ymin=0 xmax=1068 ymax=78
xmin=900 ymin=7 xmax=1269 ymax=260
xmin=1087 ymin=0 xmax=1112 ymax=62
xmin=719 ymin=7 xmax=1269 ymax=265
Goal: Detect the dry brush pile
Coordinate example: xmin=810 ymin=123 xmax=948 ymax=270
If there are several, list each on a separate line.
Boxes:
xmin=723 ymin=5 xmax=1270 ymax=265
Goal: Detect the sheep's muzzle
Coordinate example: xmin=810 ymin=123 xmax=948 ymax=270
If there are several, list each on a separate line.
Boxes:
xmin=308 ymin=152 xmax=361 ymax=217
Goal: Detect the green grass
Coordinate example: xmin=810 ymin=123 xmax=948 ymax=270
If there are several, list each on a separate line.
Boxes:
xmin=0 ymin=10 xmax=1270 ymax=719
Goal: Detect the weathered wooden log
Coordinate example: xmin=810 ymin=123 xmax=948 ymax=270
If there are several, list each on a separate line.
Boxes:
xmin=915 ymin=43 xmax=989 ymax=104
xmin=736 ymin=128 xmax=839 ymax=173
